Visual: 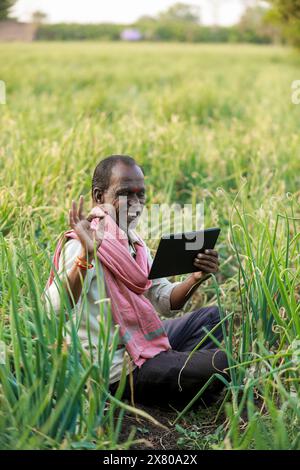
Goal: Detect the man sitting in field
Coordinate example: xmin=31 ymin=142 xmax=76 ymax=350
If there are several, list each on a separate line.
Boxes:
xmin=44 ymin=155 xmax=228 ymax=409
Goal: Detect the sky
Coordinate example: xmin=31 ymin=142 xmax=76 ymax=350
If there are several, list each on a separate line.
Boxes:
xmin=12 ymin=0 xmax=250 ymax=26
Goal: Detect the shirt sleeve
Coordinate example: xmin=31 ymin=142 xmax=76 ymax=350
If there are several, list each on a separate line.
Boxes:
xmin=42 ymin=238 xmax=90 ymax=314
xmin=144 ymin=246 xmax=185 ymax=318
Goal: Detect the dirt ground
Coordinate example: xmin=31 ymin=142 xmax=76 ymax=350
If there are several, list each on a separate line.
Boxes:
xmin=118 ymin=403 xmax=182 ymax=450
xmin=117 ymin=394 xmax=226 ymax=450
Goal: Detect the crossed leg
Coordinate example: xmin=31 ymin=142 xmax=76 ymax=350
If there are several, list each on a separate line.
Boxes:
xmin=109 ymin=306 xmax=229 ymax=410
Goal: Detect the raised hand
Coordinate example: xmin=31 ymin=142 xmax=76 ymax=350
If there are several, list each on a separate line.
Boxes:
xmin=69 ymin=195 xmax=106 ymax=260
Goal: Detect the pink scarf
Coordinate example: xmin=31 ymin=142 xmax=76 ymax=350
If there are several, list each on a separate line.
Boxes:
xmin=46 ymin=213 xmax=171 ymax=367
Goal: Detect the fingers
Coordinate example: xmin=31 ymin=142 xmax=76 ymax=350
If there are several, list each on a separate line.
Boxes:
xmin=96 ymin=218 xmax=105 ymax=239
xmin=69 ymin=196 xmax=87 ymax=227
xmin=86 ymin=206 xmax=106 ymax=222
xmin=196 ymin=250 xmax=219 ymax=261
xmin=78 ymin=195 xmax=84 ymax=220
xmin=193 ymin=262 xmax=218 ymax=273
xmin=69 ymin=200 xmax=78 ymax=228
xmin=69 ymin=209 xmax=74 ymax=228
xmin=194 ymin=256 xmax=217 ymax=267
xmin=204 ymin=249 xmax=218 ymax=256
xmin=70 ymin=197 xmax=107 ymax=226
xmin=195 ymin=253 xmax=219 ymax=264
xmin=194 ymin=256 xmax=219 ymax=266
xmin=193 ymin=251 xmax=219 ymax=273
xmin=71 ymin=200 xmax=79 ymax=225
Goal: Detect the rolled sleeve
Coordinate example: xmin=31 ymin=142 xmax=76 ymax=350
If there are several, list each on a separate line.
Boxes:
xmin=144 ymin=246 xmax=186 ymax=317
xmin=42 ymin=238 xmax=88 ymax=315
xmin=145 ymin=277 xmax=182 ymax=317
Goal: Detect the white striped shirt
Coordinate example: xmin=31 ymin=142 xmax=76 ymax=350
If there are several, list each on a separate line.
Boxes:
xmin=43 ymin=230 xmax=182 ymax=384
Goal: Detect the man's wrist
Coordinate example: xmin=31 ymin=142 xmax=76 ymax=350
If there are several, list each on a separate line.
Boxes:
xmin=75 ymin=254 xmax=94 ymax=272
xmin=189 ymin=272 xmax=204 ymax=285
xmin=79 ymin=249 xmax=94 ymax=263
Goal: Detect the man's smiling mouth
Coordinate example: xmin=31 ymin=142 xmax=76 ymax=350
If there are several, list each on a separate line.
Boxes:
xmin=127 ymin=209 xmax=141 ymax=219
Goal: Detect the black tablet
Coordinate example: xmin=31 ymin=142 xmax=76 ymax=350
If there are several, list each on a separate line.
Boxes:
xmin=148 ymin=227 xmax=221 ymax=279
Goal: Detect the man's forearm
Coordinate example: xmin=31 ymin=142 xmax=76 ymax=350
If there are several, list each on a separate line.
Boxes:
xmin=170 ymin=275 xmax=204 ymax=310
xmin=63 ymin=251 xmax=90 ymax=307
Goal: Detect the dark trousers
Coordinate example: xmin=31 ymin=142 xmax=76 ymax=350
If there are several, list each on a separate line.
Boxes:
xmin=109 ymin=305 xmax=229 ymax=410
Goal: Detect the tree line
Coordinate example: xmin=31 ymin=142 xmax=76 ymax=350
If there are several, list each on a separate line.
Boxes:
xmin=1 ymin=1 xmax=300 ymax=46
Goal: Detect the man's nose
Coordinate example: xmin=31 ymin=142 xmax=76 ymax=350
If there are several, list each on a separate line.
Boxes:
xmin=128 ymin=194 xmax=140 ymax=205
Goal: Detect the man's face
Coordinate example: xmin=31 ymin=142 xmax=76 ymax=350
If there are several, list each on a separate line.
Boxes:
xmin=94 ymin=162 xmax=146 ymax=232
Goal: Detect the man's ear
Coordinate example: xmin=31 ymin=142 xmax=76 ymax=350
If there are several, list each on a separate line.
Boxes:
xmin=93 ymin=187 xmax=104 ymax=205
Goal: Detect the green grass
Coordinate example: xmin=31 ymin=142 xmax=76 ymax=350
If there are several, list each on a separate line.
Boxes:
xmin=0 ymin=42 xmax=299 ymax=449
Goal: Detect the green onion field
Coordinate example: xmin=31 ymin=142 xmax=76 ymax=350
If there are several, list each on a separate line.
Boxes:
xmin=0 ymin=42 xmax=299 ymax=449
